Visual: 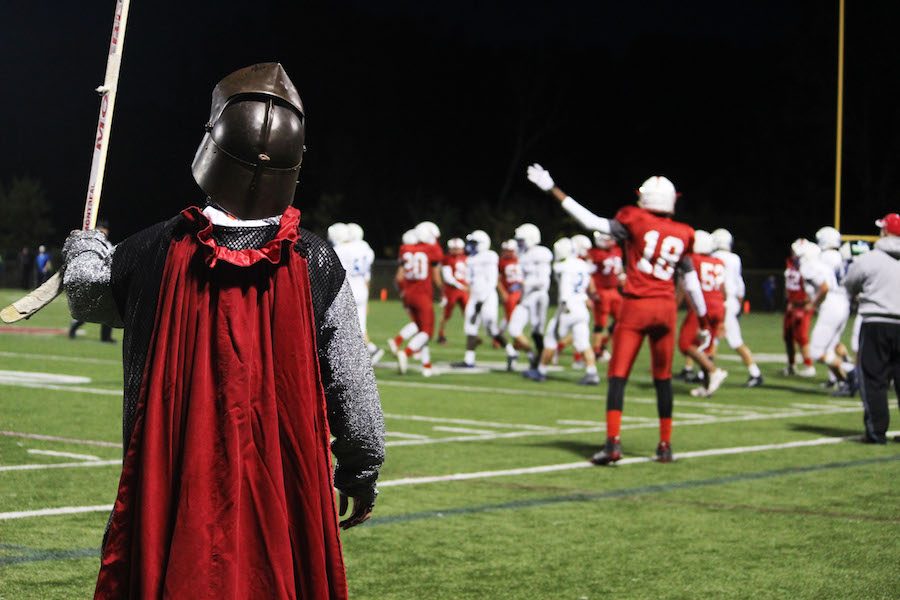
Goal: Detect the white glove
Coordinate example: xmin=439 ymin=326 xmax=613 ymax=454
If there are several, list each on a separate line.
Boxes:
xmin=527 ymin=163 xmax=554 ymax=192
xmin=696 ymin=329 xmax=712 ymax=353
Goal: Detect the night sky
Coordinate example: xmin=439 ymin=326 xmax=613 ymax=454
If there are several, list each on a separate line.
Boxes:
xmin=1 ymin=1 xmax=897 ymax=266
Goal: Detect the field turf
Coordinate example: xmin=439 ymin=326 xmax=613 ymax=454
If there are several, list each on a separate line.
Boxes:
xmin=1 ymin=288 xmax=898 ymax=599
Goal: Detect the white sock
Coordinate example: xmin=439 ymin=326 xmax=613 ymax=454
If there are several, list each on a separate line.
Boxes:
xmin=399 ymin=322 xmax=419 ymax=340
xmin=407 ymin=331 xmax=429 ymax=352
xmin=538 ymin=363 xmax=548 ymax=375
xmin=842 ymin=362 xmax=855 ymax=373
xmin=505 ymin=343 xmax=517 ymax=357
xmin=748 ymin=363 xmax=761 ymax=378
xmin=464 ymin=350 xmax=476 ymax=366
xmin=585 ymin=364 xmax=597 ymax=375
xmin=419 ymin=346 xmax=431 ymax=366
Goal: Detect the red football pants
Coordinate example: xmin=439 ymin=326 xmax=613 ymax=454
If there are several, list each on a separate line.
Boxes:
xmin=406 ymin=294 xmax=435 ymax=336
xmin=442 ymin=288 xmax=468 ymax=320
xmin=608 ymin=297 xmax=677 ymax=380
xmin=783 ymin=305 xmax=812 ymax=346
xmin=593 ymin=288 xmax=623 ymax=329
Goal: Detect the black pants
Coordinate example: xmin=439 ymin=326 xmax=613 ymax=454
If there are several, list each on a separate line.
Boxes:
xmin=70 ymin=320 xmax=113 ymax=342
xmin=858 ymin=321 xmax=900 ymax=443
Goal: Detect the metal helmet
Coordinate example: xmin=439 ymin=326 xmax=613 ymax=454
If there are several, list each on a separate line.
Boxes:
xmin=553 ymin=237 xmax=574 ymax=261
xmin=711 ymin=228 xmax=733 ymax=251
xmin=514 ymin=223 xmax=541 ymax=250
xmin=415 ymin=221 xmax=441 ymax=244
xmin=693 ymin=230 xmax=715 ymax=255
xmin=637 ymin=176 xmax=677 ymax=214
xmin=327 ymin=223 xmax=350 ymax=246
xmin=192 ymin=63 xmax=305 ymax=220
xmin=815 ymin=226 xmax=841 ymax=250
xmin=466 ymin=230 xmax=491 ymax=254
xmin=346 ymin=222 xmax=364 ymax=242
xmin=402 ymin=229 xmax=419 ymax=245
xmin=570 ymin=234 xmax=592 ymax=258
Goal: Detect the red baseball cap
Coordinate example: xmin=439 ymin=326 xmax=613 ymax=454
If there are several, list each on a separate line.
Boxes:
xmin=875 ymin=213 xmax=900 ymax=236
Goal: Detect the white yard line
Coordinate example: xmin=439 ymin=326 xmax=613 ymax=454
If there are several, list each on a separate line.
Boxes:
xmin=384 ymin=432 xmax=431 ymax=440
xmin=0 ymin=351 xmax=119 ymax=365
xmin=0 ymin=504 xmax=114 ymax=520
xmin=383 ymin=413 xmax=552 ymax=431
xmin=386 ymin=405 xmax=859 ymax=447
xmin=0 ymin=459 xmax=120 ymax=473
xmin=1 ymin=431 xmax=121 ymax=449
xmin=0 ymin=381 xmax=121 ymax=396
xmin=5 ymin=431 xmax=896 ymax=521
xmin=27 ymin=449 xmax=101 ymax=461
xmin=379 ymin=431 xmax=900 ymax=487
xmin=432 ymin=426 xmax=497 ymax=435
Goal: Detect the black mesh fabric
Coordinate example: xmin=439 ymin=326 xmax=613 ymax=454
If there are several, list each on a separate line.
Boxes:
xmin=110 ymin=212 xmax=344 ymax=452
xmin=211 ymin=224 xmax=281 ymax=250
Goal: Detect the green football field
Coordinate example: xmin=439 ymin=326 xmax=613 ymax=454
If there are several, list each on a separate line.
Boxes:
xmin=1 ymin=288 xmax=898 ymax=599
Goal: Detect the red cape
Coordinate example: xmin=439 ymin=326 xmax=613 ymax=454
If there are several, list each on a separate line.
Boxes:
xmin=95 ymin=206 xmax=348 ymax=599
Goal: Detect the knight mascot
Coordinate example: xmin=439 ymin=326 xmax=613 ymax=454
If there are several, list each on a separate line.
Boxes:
xmin=62 ymin=63 xmax=385 ymax=599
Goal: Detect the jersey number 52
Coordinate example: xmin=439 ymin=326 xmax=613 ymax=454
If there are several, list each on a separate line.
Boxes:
xmin=637 ymin=230 xmax=684 ymax=281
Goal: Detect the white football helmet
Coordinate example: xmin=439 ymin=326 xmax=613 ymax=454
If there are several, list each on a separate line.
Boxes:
xmin=415 ymin=221 xmax=441 ymax=245
xmin=693 ymin=230 xmax=715 ymax=255
xmin=570 ymin=234 xmax=592 ymax=258
xmin=402 ymin=229 xmax=419 ymax=245
xmin=501 ymin=239 xmax=518 ymax=253
xmin=514 ymin=223 xmax=541 ymax=250
xmin=553 ymin=237 xmax=573 ymax=261
xmin=447 ymin=237 xmax=465 ymax=251
xmin=346 ymin=222 xmax=364 ymax=242
xmin=815 ymin=226 xmax=841 ymax=250
xmin=711 ymin=228 xmax=733 ymax=251
xmin=593 ymin=231 xmax=614 ymax=249
xmin=327 ymin=222 xmax=350 ymax=246
xmin=791 ymin=238 xmax=820 ymax=262
xmin=637 ymin=176 xmax=677 ymax=214
xmin=466 ymin=230 xmax=491 ymax=254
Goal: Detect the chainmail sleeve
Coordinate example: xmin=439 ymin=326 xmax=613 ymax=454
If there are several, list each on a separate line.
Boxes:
xmin=298 ymin=229 xmax=386 ymax=499
xmin=62 ymin=230 xmax=123 ymax=327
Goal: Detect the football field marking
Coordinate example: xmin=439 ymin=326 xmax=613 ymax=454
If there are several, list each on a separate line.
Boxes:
xmin=0 ymin=351 xmax=119 ymax=365
xmin=0 ymin=459 xmax=120 ymax=473
xmin=3 ymin=431 xmax=896 ymax=521
xmin=0 ymin=431 xmax=121 ymax=448
xmin=26 ymin=449 xmax=101 ymax=461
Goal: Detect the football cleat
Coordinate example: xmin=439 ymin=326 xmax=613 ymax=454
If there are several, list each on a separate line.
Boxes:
xmin=396 ymin=352 xmax=408 ymax=374
xmin=782 ymin=365 xmax=795 ymax=376
xmin=450 ymin=361 xmax=476 ymax=369
xmin=590 ymin=438 xmax=622 ymax=465
xmin=522 ymin=368 xmax=546 ymax=382
xmin=578 ymin=373 xmax=600 ymax=386
xmin=655 ymin=441 xmax=674 ymax=463
xmin=422 ymin=366 xmax=433 ymax=378
xmin=795 ymin=365 xmax=816 ymax=378
xmin=743 ymin=375 xmax=764 ymax=388
xmin=846 ymin=368 xmax=859 ymax=394
xmin=707 ymin=368 xmax=728 ymax=395
xmin=598 ymin=349 xmax=612 ymax=363
xmin=690 ymin=386 xmax=710 ymax=398
xmin=387 ymin=338 xmax=400 ymax=355
xmin=674 ymin=367 xmax=692 ymax=381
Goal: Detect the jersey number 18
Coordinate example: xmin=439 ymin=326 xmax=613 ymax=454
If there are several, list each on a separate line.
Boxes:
xmin=637 ymin=230 xmax=684 ymax=281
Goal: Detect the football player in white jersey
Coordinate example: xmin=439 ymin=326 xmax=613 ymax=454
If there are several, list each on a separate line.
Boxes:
xmin=334 ymin=222 xmax=381 ymax=365
xmin=523 ymin=237 xmax=600 ymax=385
xmin=816 ymin=226 xmax=853 ymax=389
xmin=504 ymin=223 xmax=554 ymax=370
xmin=794 ymin=236 xmax=857 ymax=395
xmin=453 ymin=230 xmax=504 ymax=368
xmin=711 ymin=228 xmax=763 ymax=387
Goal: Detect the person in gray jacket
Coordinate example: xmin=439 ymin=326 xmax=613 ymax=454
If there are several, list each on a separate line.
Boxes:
xmin=844 ymin=212 xmax=900 ymax=444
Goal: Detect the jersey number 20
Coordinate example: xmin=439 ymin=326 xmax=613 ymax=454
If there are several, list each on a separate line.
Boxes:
xmin=637 ymin=230 xmax=684 ymax=281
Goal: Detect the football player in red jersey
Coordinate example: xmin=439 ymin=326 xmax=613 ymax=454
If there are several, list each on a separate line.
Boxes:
xmin=437 ymin=237 xmax=469 ymax=343
xmin=389 ymin=221 xmax=443 ymax=376
xmin=587 ymin=232 xmax=625 ymax=361
xmin=677 ymin=230 xmax=729 ymax=397
xmin=783 ymin=251 xmax=815 ymax=376
xmin=527 ymin=164 xmax=711 ymax=464
xmin=498 ymin=239 xmax=524 ymax=328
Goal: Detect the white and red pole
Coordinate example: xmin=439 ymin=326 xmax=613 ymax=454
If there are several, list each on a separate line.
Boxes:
xmin=1 ymin=0 xmax=132 ymax=323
